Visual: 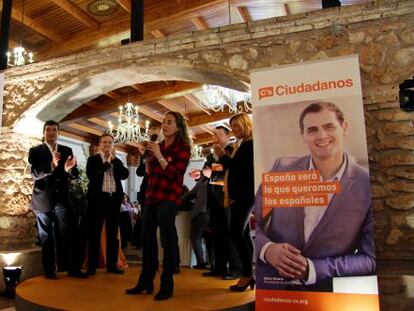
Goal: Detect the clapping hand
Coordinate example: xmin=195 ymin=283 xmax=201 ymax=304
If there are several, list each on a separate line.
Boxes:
xmin=64 ymin=155 xmax=77 ymax=172
xmin=202 ymin=167 xmax=212 ymax=178
xmin=107 ymin=148 xmax=116 ymax=163
xmin=189 ymin=169 xmax=201 ymax=180
xmin=52 ymin=151 xmax=61 ymax=168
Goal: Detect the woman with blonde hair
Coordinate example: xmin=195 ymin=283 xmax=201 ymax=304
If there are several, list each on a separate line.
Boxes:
xmin=126 ymin=111 xmax=191 ymax=300
xmin=214 ymin=112 xmax=255 ymax=291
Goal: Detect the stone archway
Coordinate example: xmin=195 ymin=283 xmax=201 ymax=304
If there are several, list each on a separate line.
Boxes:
xmin=12 ymin=65 xmax=250 ymax=137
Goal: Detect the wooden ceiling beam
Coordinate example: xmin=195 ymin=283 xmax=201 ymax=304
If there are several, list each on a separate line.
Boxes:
xmin=199 ymin=125 xmax=214 ymax=135
xmin=183 ymin=94 xmax=211 ymax=115
xmin=38 ymin=0 xmax=228 ymax=59
xmin=187 ymin=110 xmax=234 ymax=127
xmin=236 ymin=6 xmax=250 ymax=23
xmin=50 ymin=0 xmax=99 ymax=29
xmin=115 ymin=0 xmax=132 ymax=13
xmin=147 ymin=0 xmax=227 ymax=31
xmin=138 ymin=106 xmax=164 ymax=123
xmin=132 ymin=81 xmax=201 ymax=103
xmin=191 ymin=17 xmax=208 ymax=30
xmin=61 ymin=82 xmax=200 ymax=123
xmin=194 ymin=132 xmax=213 ymax=145
xmin=105 ymin=91 xmax=122 ymax=100
xmin=60 ymin=129 xmax=96 ymax=144
xmin=8 ymin=37 xmax=17 ymax=48
xmin=131 ymin=84 xmax=147 ymax=92
xmin=157 ymin=99 xmax=185 ymax=114
xmin=88 ymin=117 xmax=116 ymax=131
xmin=0 ymin=0 xmax=64 ymax=43
xmin=151 ymin=29 xmax=166 ymax=38
xmin=157 ymin=100 xmax=175 ymax=111
xmin=38 ymin=15 xmax=130 ymax=59
xmin=68 ymin=123 xmax=103 ymax=136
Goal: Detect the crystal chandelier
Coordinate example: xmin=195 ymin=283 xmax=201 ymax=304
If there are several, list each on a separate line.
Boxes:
xmin=7 ymin=47 xmax=34 ymax=67
xmin=7 ymin=1 xmax=34 ymax=67
xmin=199 ymin=85 xmax=252 ymax=114
xmin=107 ymin=102 xmax=150 ymax=143
xmin=191 ymin=145 xmax=205 ymax=161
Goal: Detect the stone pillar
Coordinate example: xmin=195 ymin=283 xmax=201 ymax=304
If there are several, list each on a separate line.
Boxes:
xmin=0 ymin=128 xmax=38 ymax=250
xmin=127 ymin=153 xmax=140 ymax=201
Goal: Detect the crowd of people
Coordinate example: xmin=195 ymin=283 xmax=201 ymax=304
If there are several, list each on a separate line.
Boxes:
xmin=29 ymin=111 xmax=256 ymax=301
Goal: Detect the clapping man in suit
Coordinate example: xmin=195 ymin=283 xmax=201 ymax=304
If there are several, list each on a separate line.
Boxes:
xmin=86 ymin=134 xmax=129 ymax=275
xmin=256 ymin=102 xmax=376 ymax=291
xmin=203 ymin=126 xmax=242 ymax=280
xmin=29 ymin=120 xmax=86 ymax=279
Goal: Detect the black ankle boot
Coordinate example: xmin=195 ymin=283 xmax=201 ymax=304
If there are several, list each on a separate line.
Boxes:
xmin=125 ymin=283 xmax=154 ymax=295
xmin=154 ymin=288 xmax=173 ymax=301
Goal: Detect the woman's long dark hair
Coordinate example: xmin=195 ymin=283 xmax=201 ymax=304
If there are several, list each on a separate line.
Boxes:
xmin=166 ymin=111 xmax=192 ymax=148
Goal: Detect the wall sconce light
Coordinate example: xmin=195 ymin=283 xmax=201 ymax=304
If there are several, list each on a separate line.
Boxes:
xmin=1 ymin=252 xmax=22 ymax=298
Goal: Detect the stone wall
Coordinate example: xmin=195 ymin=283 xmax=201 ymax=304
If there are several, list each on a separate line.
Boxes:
xmin=4 ymin=1 xmax=414 ymax=127
xmin=0 ymin=130 xmax=38 ymax=249
xmin=1 ymin=0 xmax=414 ymax=309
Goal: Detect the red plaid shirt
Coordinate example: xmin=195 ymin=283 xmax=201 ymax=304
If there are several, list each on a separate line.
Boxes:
xmin=145 ymin=140 xmax=190 ymax=206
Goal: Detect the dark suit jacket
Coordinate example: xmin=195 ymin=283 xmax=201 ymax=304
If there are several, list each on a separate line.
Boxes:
xmin=204 ymin=144 xmax=233 ymax=207
xmin=29 ymin=143 xmax=79 ymax=212
xmin=256 ymin=155 xmax=376 ymax=290
xmin=181 ymin=178 xmax=209 ymax=218
xmin=86 ymin=154 xmax=129 ymax=207
xmin=136 ymin=157 xmax=148 ymax=206
xmin=219 ymin=139 xmax=254 ymax=206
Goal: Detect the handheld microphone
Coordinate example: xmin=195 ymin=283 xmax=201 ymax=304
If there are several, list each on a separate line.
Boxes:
xmin=143 ymin=134 xmax=159 ymax=158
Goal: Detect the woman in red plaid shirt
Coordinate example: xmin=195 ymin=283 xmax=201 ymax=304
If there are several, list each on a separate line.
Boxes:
xmin=126 ymin=111 xmax=191 ymax=301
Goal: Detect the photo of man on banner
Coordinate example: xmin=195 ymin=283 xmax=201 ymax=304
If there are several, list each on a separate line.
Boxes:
xmin=255 ymin=100 xmax=376 ymax=292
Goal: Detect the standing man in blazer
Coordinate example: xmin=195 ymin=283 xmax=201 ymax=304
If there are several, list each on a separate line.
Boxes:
xmin=203 ymin=126 xmax=242 ymax=279
xmin=29 ymin=120 xmax=86 ymax=279
xmin=86 ymin=133 xmax=129 ymax=275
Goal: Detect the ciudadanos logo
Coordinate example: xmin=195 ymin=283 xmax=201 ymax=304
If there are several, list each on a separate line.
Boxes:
xmin=258 ymin=78 xmax=354 ymax=100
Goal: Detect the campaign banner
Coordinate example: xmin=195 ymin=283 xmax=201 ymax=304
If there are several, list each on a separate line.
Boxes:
xmin=251 ymin=55 xmax=379 ymax=311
